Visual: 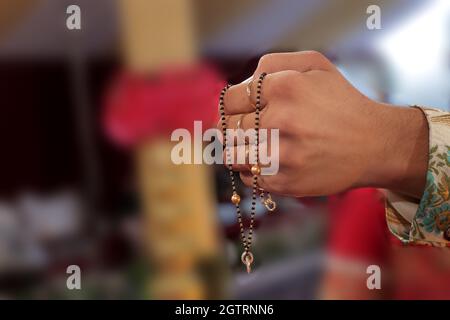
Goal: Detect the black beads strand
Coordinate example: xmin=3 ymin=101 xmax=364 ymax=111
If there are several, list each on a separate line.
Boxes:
xmin=219 ymin=85 xmax=249 ymax=252
xmin=219 ymin=72 xmax=272 ymax=273
xmin=247 ymin=72 xmax=267 ymax=255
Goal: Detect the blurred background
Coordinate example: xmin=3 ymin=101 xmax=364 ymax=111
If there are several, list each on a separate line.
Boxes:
xmin=0 ymin=0 xmax=449 ymax=299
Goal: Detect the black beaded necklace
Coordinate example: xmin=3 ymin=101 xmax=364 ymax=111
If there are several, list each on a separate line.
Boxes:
xmin=219 ymin=73 xmax=276 ymax=273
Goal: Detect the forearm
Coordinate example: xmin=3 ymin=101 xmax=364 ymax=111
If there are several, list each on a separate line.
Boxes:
xmin=349 ymin=102 xmax=450 ymax=245
xmin=360 ymin=102 xmax=429 ymax=199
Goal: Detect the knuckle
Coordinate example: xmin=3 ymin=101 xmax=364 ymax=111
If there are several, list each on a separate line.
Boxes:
xmin=282 ymin=69 xmax=301 ymax=79
xmin=270 ymin=71 xmax=301 ymax=97
xmin=303 ymin=50 xmax=331 ymax=68
xmin=257 ymin=53 xmax=277 ymax=70
xmin=304 ymin=50 xmax=323 ymax=59
xmin=283 ymin=72 xmax=302 ymax=91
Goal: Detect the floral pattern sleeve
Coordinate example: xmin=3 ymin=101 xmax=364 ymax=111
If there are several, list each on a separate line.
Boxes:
xmin=385 ymin=106 xmax=450 ymax=247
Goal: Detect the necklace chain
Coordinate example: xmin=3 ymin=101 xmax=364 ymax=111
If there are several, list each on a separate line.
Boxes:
xmin=219 ymin=73 xmax=273 ymax=273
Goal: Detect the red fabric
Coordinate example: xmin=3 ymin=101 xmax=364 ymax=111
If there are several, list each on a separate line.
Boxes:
xmin=327 ymin=189 xmax=450 ymax=299
xmin=327 ymin=188 xmax=391 ymax=265
xmin=103 ymin=64 xmax=225 ymax=147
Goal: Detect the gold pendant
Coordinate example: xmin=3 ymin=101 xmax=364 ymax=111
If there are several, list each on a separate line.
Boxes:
xmin=241 ymin=251 xmax=254 ymax=274
xmin=262 ymin=193 xmax=277 ymax=212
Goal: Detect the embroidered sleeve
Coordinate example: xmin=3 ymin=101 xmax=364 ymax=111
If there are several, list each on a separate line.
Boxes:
xmin=385 ymin=106 xmax=450 ymax=246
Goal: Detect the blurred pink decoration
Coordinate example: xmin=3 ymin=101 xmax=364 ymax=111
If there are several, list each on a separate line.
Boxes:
xmin=103 ymin=64 xmax=225 ymax=147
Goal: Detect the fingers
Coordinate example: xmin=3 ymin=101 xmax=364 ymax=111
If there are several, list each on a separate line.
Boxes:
xmin=226 ymin=113 xmax=253 ymax=131
xmin=226 ymin=113 xmax=256 ymax=146
xmin=220 ymin=113 xmax=273 ymax=149
xmin=223 ymin=70 xmax=298 ymax=115
xmin=239 ymin=172 xmax=256 ymax=188
xmin=224 ymin=141 xmax=272 ymax=172
xmin=253 ymin=51 xmax=333 ymax=76
xmin=221 ymin=76 xmax=264 ymax=115
xmin=226 ymin=110 xmax=270 ymax=131
xmin=239 ymin=172 xmax=274 ymax=193
xmin=224 ymin=144 xmax=252 ymax=172
xmin=222 ymin=51 xmax=331 ymax=115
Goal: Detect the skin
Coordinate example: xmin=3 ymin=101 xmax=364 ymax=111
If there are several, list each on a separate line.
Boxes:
xmin=220 ymin=51 xmax=429 ymax=199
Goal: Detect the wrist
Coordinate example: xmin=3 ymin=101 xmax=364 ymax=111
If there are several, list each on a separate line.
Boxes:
xmin=362 ymin=103 xmax=429 ymax=198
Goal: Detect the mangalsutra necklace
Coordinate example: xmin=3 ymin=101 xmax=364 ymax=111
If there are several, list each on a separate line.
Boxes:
xmin=219 ymin=73 xmax=276 ymax=273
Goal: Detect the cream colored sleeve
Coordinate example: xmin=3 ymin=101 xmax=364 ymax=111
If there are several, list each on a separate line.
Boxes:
xmin=385 ymin=107 xmax=450 ymax=246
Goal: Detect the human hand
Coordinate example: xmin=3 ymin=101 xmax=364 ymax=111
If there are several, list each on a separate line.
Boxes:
xmin=221 ymin=51 xmax=428 ymax=198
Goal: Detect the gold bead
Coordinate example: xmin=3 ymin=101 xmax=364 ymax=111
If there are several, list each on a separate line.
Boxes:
xmin=231 ymin=193 xmax=241 ymax=205
xmin=251 ymin=165 xmax=261 ymax=176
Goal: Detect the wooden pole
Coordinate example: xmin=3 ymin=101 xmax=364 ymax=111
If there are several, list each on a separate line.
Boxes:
xmin=118 ymin=0 xmax=224 ymax=299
